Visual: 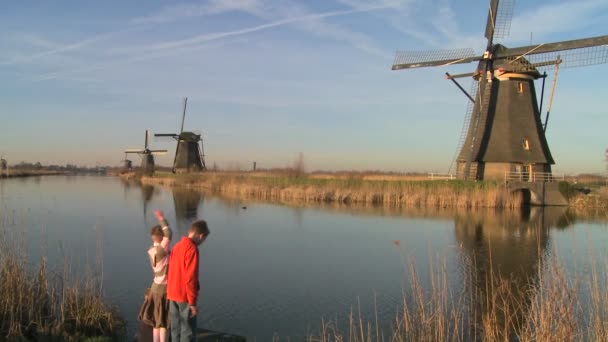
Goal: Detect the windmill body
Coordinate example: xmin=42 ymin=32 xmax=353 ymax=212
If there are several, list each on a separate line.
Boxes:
xmin=392 ymin=0 xmax=608 ymax=180
xmin=456 ymin=48 xmax=554 ymax=179
xmin=0 ymin=156 xmax=7 ymax=177
xmin=122 ymin=158 xmax=133 ymax=172
xmin=155 ymin=98 xmax=207 ymax=174
xmin=174 ymin=132 xmax=205 ymax=172
xmin=124 ymin=130 xmax=167 ymax=176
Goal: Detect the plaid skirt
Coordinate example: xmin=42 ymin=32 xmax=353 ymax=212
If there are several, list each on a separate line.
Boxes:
xmin=138 ymin=285 xmax=169 ymax=329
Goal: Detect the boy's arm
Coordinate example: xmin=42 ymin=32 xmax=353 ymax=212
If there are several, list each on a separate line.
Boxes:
xmin=184 ymin=247 xmax=200 ymax=306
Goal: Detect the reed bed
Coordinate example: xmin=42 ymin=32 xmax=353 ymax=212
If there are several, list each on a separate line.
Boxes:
xmin=0 ymin=228 xmax=125 ymax=341
xmin=140 ymin=172 xmax=524 ymax=209
xmin=308 ymin=242 xmax=608 ymax=342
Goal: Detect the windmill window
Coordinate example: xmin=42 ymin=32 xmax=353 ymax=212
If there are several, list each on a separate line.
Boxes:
xmin=522 ymin=139 xmax=530 ymax=150
xmin=518 ymin=82 xmax=524 ymax=93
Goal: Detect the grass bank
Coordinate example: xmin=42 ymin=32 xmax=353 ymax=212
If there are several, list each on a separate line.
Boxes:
xmin=134 ymin=172 xmax=525 ymax=209
xmin=0 ymin=170 xmax=67 ymax=178
xmin=0 ymin=231 xmax=125 ymax=341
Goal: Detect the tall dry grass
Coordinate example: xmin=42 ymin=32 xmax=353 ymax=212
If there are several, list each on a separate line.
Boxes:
xmin=309 ymin=239 xmax=608 ymax=342
xmin=139 ymin=172 xmax=524 ymax=209
xmin=0 ymin=226 xmax=125 ymax=341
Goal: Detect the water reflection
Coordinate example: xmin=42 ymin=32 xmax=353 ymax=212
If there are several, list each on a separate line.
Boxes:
xmin=454 ymin=207 xmax=571 ymax=338
xmin=172 ymin=188 xmax=203 ymax=234
xmin=141 ymin=184 xmax=155 ymax=216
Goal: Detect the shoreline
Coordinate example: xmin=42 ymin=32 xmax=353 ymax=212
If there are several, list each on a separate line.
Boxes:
xmin=0 ymin=170 xmax=70 ymax=178
xmin=126 ymin=171 xmax=527 ymax=209
xmin=120 ymin=171 xmax=608 ymax=209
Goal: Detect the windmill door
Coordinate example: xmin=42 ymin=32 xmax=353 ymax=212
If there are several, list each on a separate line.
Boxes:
xmin=522 ymin=164 xmax=532 ymax=181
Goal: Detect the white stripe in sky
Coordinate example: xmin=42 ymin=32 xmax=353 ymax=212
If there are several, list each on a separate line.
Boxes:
xmin=140 ymin=4 xmax=396 ymax=52
xmin=32 ymin=4 xmax=394 ymax=81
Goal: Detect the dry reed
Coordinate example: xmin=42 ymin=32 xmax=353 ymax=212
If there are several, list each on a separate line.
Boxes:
xmin=138 ymin=172 xmax=525 ymax=209
xmin=0 ymin=226 xmax=125 ymax=341
xmin=308 ymin=238 xmax=608 ymax=342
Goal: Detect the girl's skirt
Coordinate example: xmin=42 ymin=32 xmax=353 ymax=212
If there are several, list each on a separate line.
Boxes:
xmin=138 ymin=285 xmax=169 ymax=329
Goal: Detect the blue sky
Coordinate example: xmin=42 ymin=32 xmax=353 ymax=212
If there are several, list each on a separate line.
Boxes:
xmin=0 ymin=0 xmax=607 ymax=174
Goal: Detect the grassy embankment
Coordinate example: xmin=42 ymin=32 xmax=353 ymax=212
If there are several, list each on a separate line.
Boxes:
xmin=124 ymin=170 xmax=608 ymax=209
xmin=132 ymin=171 xmax=525 ymax=208
xmin=0 ymin=229 xmax=125 ymax=341
xmin=0 ymin=170 xmax=67 ymax=178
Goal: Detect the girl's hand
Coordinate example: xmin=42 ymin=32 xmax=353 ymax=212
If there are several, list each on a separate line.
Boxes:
xmin=154 ymin=210 xmax=165 ymax=220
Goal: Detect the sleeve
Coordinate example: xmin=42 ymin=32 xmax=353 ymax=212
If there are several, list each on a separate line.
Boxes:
xmin=184 ymin=246 xmax=200 ymax=306
xmin=159 ymin=218 xmax=172 ymax=250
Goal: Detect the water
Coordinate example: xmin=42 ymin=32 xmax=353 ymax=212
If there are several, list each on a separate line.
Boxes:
xmin=1 ymin=176 xmax=607 ymax=340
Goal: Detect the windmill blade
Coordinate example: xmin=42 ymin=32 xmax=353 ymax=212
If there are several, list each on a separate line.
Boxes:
xmin=124 ymin=149 xmax=144 ymax=153
xmin=392 ymin=48 xmax=479 ymax=70
xmin=497 ymin=35 xmax=608 ymax=60
xmin=145 ymin=130 xmax=150 ymax=150
xmin=505 ymin=44 xmax=608 ymax=72
xmin=485 ymin=0 xmax=515 ymax=43
xmin=180 ymin=97 xmax=188 ymax=133
xmin=149 ymin=150 xmax=168 ymax=155
xmin=155 ymin=133 xmax=179 ymax=142
xmin=497 ymin=35 xmax=608 ymax=72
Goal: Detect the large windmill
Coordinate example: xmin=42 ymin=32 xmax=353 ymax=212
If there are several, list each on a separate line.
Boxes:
xmin=155 ymin=98 xmax=207 ymax=173
xmin=124 ymin=130 xmax=167 ymax=175
xmin=392 ymin=0 xmax=608 ymax=180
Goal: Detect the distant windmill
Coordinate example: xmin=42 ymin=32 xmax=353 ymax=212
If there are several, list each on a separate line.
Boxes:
xmin=392 ymin=0 xmax=608 ymax=180
xmin=155 ymin=98 xmax=207 ymax=173
xmin=120 ymin=153 xmax=133 ymax=172
xmin=0 ymin=155 xmax=7 ymax=177
xmin=124 ymin=130 xmax=167 ymax=175
xmin=605 ymin=148 xmax=608 ymax=176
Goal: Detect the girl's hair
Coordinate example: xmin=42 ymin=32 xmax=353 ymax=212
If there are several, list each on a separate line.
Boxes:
xmin=150 ymin=225 xmax=163 ymax=240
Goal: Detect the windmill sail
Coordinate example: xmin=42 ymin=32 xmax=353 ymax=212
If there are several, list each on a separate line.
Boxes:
xmin=485 ymin=0 xmax=515 ymax=41
xmin=393 ymin=48 xmax=478 ymax=70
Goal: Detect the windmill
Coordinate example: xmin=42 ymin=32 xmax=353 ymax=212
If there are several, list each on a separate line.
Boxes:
xmin=0 ymin=155 xmax=7 ymax=177
xmin=392 ymin=0 xmax=608 ymax=180
xmin=124 ymin=130 xmax=167 ymax=175
xmin=155 ymin=97 xmax=207 ymax=173
xmin=120 ymin=153 xmax=133 ymax=173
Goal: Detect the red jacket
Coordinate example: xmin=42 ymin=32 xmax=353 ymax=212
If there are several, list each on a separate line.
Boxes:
xmin=167 ymin=237 xmax=199 ymax=305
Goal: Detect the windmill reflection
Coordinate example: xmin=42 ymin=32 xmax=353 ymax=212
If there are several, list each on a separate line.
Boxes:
xmin=172 ymin=188 xmax=203 ymax=234
xmin=141 ymin=184 xmax=156 ymax=217
xmin=454 ymin=207 xmax=571 ymax=338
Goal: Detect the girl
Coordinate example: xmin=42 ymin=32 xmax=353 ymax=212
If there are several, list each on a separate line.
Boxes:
xmin=139 ymin=210 xmax=172 ymax=342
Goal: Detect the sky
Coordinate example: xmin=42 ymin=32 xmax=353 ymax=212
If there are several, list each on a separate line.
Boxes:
xmin=0 ymin=0 xmax=607 ymax=174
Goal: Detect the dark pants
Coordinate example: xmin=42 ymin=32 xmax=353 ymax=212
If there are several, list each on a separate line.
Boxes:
xmin=169 ymin=301 xmax=197 ymax=342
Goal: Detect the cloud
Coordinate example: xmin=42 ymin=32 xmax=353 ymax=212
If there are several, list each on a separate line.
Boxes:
xmin=508 ymin=0 xmax=608 ymax=43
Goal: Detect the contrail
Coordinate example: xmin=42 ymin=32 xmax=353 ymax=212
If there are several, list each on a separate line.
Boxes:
xmin=142 ymin=4 xmax=393 ymax=51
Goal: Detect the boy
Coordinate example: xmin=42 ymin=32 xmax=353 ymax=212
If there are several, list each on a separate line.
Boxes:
xmin=167 ymin=220 xmax=210 ymax=342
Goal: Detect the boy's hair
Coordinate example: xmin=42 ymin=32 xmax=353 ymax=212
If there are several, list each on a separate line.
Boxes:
xmin=189 ymin=220 xmax=209 ymax=236
xmin=150 ymin=225 xmax=163 ymax=241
